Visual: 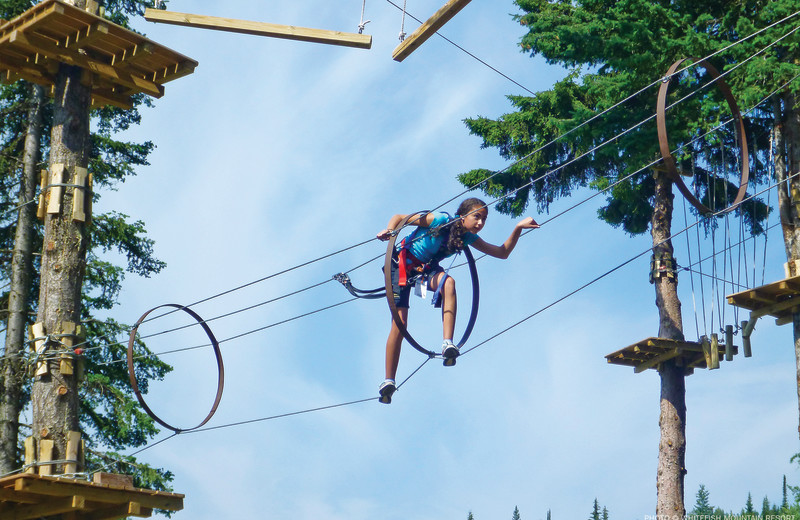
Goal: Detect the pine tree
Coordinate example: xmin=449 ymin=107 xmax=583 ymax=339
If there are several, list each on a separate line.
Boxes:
xmin=763 ymin=496 xmax=774 ymax=517
xmin=513 ymin=505 xmax=522 ymax=520
xmin=589 ymin=499 xmax=601 ymax=520
xmin=602 ymin=506 xmax=609 ymax=520
xmin=468 ymin=511 xmax=475 ymax=520
xmin=460 ymin=0 xmax=794 ymax=513
xmin=745 ymin=493 xmax=756 ymax=515
xmin=692 ymin=485 xmax=714 ymax=516
xmin=0 ymin=0 xmax=173 ymax=492
xmin=784 ymin=475 xmax=790 ymax=510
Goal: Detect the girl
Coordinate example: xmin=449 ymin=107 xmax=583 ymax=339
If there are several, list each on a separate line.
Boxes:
xmin=375 ymin=197 xmax=539 ymax=404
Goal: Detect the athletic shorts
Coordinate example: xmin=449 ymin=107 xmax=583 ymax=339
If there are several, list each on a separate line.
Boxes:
xmin=386 ymin=256 xmax=444 ymax=309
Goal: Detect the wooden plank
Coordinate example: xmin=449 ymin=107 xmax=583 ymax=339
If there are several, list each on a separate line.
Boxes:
xmin=392 ymin=0 xmax=473 ymax=62
xmin=30 ymin=322 xmax=48 ymax=376
xmin=8 ymin=30 xmax=165 ymax=97
xmin=23 ymin=437 xmax=35 ymax=474
xmin=14 ymin=476 xmax=184 ymax=511
xmin=709 ymin=334 xmax=720 ymax=369
xmin=93 ymin=473 xmax=134 ymax=489
xmin=59 ymin=321 xmax=76 ymax=376
xmin=36 ymin=169 xmax=47 ymax=219
xmin=66 ymin=21 xmax=109 ymax=50
xmin=0 ymin=486 xmax=39 ymax=503
xmin=64 ymin=431 xmax=81 ymax=475
xmin=10 ymin=495 xmax=85 ymax=520
xmin=634 ymin=347 xmax=681 ymax=373
xmin=143 ymin=8 xmax=372 ymax=49
xmin=83 ymin=501 xmax=150 ymax=520
xmin=38 ymin=439 xmax=53 ymax=476
xmin=71 ymin=167 xmax=88 ymax=222
xmin=46 ymin=162 xmax=64 ymax=215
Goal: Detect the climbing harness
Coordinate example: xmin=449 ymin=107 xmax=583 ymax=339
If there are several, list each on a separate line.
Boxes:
xmin=334 ymin=210 xmax=480 ymax=358
xmin=383 ymin=212 xmax=480 ymax=358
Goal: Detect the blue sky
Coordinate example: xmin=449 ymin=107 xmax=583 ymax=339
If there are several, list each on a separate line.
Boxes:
xmin=80 ymin=1 xmax=800 ymax=519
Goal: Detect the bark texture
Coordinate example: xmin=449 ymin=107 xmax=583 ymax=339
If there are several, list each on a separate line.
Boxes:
xmin=652 ymin=169 xmax=686 ymax=518
xmin=0 ymin=84 xmax=46 ymax=473
xmin=31 ymin=61 xmax=91 ymax=472
xmin=778 ymin=93 xmax=800 ymax=439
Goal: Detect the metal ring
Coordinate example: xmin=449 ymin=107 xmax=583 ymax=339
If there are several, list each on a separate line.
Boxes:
xmin=384 ymin=212 xmax=480 ymax=357
xmin=656 ymin=57 xmax=749 ymax=214
xmin=127 ymin=304 xmax=225 ymax=433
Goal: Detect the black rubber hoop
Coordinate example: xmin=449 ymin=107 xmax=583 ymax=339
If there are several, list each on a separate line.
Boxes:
xmin=656 ymin=57 xmax=749 ymax=215
xmin=384 ymin=212 xmax=480 ymax=357
xmin=127 ymin=304 xmax=225 ymax=433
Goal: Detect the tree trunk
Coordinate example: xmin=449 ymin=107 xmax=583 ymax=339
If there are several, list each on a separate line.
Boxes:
xmin=31 ymin=56 xmax=91 ymax=472
xmin=652 ymin=169 xmax=686 ymax=518
xmin=0 ymin=84 xmax=46 ymax=473
xmin=777 ymin=92 xmax=800 ymax=439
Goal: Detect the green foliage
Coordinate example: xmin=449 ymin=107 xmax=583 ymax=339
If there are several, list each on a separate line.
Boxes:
xmin=460 ymin=0 xmax=795 ymax=236
xmin=0 ymin=0 xmax=175 ymax=501
xmin=692 ymin=484 xmax=714 ymax=516
xmin=513 ymin=505 xmax=522 ymax=520
xmin=467 ymin=512 xmax=475 ymax=520
xmin=589 ymin=499 xmax=601 ymax=520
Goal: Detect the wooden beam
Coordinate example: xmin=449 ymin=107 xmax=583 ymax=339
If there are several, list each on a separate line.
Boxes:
xmin=8 ymin=30 xmax=165 ymax=97
xmin=10 ymin=494 xmax=85 ymax=520
xmin=14 ymin=476 xmax=184 ymax=511
xmin=143 ymin=9 xmax=372 ymax=49
xmin=392 ymin=0 xmax=472 ymax=62
xmin=83 ymin=501 xmax=151 ymax=520
xmin=634 ymin=347 xmax=681 ymax=373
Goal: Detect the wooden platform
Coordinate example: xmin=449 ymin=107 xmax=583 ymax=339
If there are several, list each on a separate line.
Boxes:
xmin=0 ymin=0 xmax=198 ymax=109
xmin=606 ymin=337 xmax=733 ymax=374
xmin=0 ymin=473 xmax=183 ymax=519
xmin=727 ymin=275 xmax=800 ymax=326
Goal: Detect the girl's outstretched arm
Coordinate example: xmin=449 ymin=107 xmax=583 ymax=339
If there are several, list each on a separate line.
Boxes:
xmin=472 ymin=217 xmax=540 ymax=259
xmin=376 ymin=212 xmax=434 ymax=241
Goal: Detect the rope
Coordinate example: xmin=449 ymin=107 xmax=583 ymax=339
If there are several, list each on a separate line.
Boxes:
xmin=398 ymin=0 xmax=408 ymax=41
xmin=358 ymin=0 xmax=370 ymax=34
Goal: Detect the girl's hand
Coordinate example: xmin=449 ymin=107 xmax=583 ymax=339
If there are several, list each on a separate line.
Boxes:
xmin=377 ymin=228 xmax=393 ymax=241
xmin=517 ymin=217 xmax=540 ymax=230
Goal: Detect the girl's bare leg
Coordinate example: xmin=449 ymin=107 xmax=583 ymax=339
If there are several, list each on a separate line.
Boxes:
xmin=385 ymin=307 xmax=408 ymax=380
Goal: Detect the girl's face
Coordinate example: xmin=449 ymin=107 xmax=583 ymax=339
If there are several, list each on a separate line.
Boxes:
xmin=461 ymin=207 xmax=488 ymax=233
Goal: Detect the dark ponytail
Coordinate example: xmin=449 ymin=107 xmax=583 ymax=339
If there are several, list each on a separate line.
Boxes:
xmin=442 ymin=198 xmax=487 ymax=255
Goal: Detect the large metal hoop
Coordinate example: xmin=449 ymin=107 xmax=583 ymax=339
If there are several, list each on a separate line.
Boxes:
xmin=127 ymin=304 xmax=225 ymax=433
xmin=384 ymin=212 xmax=480 ymax=357
xmin=656 ymin=57 xmax=749 ymax=214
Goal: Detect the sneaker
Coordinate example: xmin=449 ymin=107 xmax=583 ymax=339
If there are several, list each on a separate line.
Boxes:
xmin=442 ymin=340 xmax=459 ymax=367
xmin=378 ymin=379 xmax=396 ymax=404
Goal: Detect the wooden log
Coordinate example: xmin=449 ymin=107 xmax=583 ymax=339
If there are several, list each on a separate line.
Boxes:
xmin=725 ymin=324 xmax=734 ymax=361
xmin=143 ymin=8 xmax=372 ymax=49
xmin=38 ymin=439 xmax=54 ymax=476
xmin=742 ymin=320 xmax=752 ymax=357
xmin=709 ymin=333 xmax=720 ymax=369
xmin=24 ymin=437 xmax=35 ymax=474
xmin=71 ymin=167 xmax=88 ymax=222
xmin=46 ymin=163 xmax=64 ymax=215
xmin=59 ymin=321 xmax=76 ymax=375
xmin=37 ymin=168 xmax=47 ymax=219
xmin=30 ymin=322 xmax=48 ymax=376
xmin=392 ymin=0 xmax=473 ymax=62
xmin=64 ymin=431 xmax=81 ymax=474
